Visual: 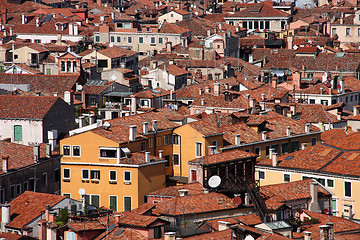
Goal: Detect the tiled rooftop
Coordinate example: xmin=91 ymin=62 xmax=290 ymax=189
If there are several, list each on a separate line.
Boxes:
xmin=189 ymin=149 xmax=256 ymax=165
xmin=147 ymin=182 xmax=204 ymax=197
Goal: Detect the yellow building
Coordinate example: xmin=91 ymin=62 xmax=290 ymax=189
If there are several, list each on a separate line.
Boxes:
xmin=256 ymin=133 xmax=360 ymax=221
xmin=60 ymin=112 xmax=179 ymax=211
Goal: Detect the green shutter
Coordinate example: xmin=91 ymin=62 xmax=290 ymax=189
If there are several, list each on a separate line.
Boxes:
xmin=14 ymin=125 xmax=22 ymax=141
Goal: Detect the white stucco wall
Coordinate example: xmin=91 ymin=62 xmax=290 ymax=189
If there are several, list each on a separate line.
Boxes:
xmin=0 ymin=119 xmax=43 ymax=145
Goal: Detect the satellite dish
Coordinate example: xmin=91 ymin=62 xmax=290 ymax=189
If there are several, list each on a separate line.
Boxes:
xmin=208 ymin=175 xmax=221 ymax=188
xmin=293 ymin=45 xmax=298 ymax=50
xmin=77 ymin=84 xmax=83 ymax=91
xmin=103 ymin=122 xmax=111 ymax=130
xmin=78 ymin=188 xmax=85 ymax=196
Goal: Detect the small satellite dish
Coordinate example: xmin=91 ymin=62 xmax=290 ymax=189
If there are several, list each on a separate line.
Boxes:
xmin=78 ymin=188 xmax=85 ymax=196
xmin=103 ymin=121 xmax=111 ymax=130
xmin=293 ymin=45 xmax=298 ymax=50
xmin=77 ymin=84 xmax=83 ymax=91
xmin=208 ymin=175 xmax=221 ymax=188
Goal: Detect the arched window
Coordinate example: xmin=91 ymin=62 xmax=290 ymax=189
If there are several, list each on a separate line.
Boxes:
xmin=73 ymin=61 xmax=77 ymax=73
xmin=67 ymin=61 xmax=71 ymax=72
xmin=61 ymin=61 xmax=65 ymax=72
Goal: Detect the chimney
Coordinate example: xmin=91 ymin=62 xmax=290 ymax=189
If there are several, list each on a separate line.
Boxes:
xmin=354 ymin=106 xmax=360 ymax=116
xmin=1 ymin=9 xmax=7 ymax=25
xmin=166 ymin=42 xmax=172 ymax=52
xmin=130 ymin=95 xmax=136 ymax=114
xmin=178 ymin=189 xmax=189 ymax=196
xmin=218 ymin=221 xmax=230 ymax=231
xmin=339 ymin=78 xmax=345 ymax=94
xmin=249 ymin=98 xmax=256 ymax=108
xmin=205 ymin=86 xmax=210 ymax=93
xmin=269 ymin=148 xmax=274 ymax=160
xmin=78 ymin=116 xmax=85 ymax=128
xmin=207 ymin=29 xmax=211 ymax=37
xmin=304 ymin=231 xmax=311 ymax=240
xmin=1 ymin=204 xmax=11 ymax=232
xmin=145 ymin=152 xmax=150 ymax=163
xmin=2 ymin=155 xmax=8 ymax=173
xmin=164 ymin=232 xmax=176 ymax=240
xmin=319 ymin=225 xmax=331 ymax=240
xmin=152 ymin=120 xmax=158 ymax=132
xmin=57 ymin=33 xmax=62 ymax=45
xmin=111 ymin=11 xmax=115 ymax=19
xmin=318 ymin=122 xmax=324 ymax=132
xmin=305 ymin=123 xmax=311 ymax=133
xmin=9 ymin=27 xmax=12 ymax=36
xmin=69 ymin=23 xmax=74 ymax=35
xmin=260 ymin=102 xmax=266 ymax=110
xmin=45 ymin=204 xmax=51 ymax=221
xmin=21 ymin=13 xmax=27 ymax=24
xmin=46 ymin=144 xmax=51 ymax=158
xmin=36 ymin=17 xmax=40 ymax=27
xmin=271 ymin=77 xmax=277 ymax=89
xmin=286 ymin=126 xmax=291 ymax=136
xmin=143 ymin=122 xmax=149 ymax=134
xmin=262 ymin=131 xmax=267 ymax=141
xmin=199 ymin=88 xmax=203 ymax=95
xmin=214 ymin=82 xmax=220 ymax=96
xmin=301 ymin=143 xmax=307 ymax=150
xmin=272 ymin=153 xmax=278 ymax=167
xmin=309 ymin=181 xmax=322 ymax=213
xmin=201 ymin=99 xmax=205 ymax=106
xmin=158 ymin=150 xmax=163 ymax=158
xmin=48 ymin=130 xmax=57 ymax=151
xmin=326 ymin=222 xmax=334 ymax=240
xmin=64 ymin=90 xmax=73 ymax=105
xmin=235 ymin=134 xmax=241 ymax=145
xmin=248 ymin=54 xmax=253 ymax=63
xmin=33 ymin=143 xmax=40 ymax=162
xmin=244 ymin=193 xmax=250 ymax=205
xmin=89 ymin=114 xmax=95 ymax=125
xmin=129 ymin=125 xmax=137 ymax=141
xmin=100 ymin=15 xmax=105 ymax=23
xmin=287 ymin=35 xmax=293 ymax=49
xmin=290 ymin=104 xmax=296 ymax=115
xmin=152 ymin=60 xmax=158 ymax=69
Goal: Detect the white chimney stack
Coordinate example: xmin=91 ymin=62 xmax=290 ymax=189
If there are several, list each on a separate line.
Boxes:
xmin=309 ymin=181 xmax=321 ymax=213
xmin=249 ymin=54 xmax=253 ymax=63
xmin=272 ymin=153 xmax=278 ymax=167
xmin=301 ymin=143 xmax=307 ymax=150
xmin=48 ymin=130 xmax=57 ymax=151
xmin=129 ymin=125 xmax=137 ymax=141
xmin=235 ymin=134 xmax=241 ymax=145
xmin=21 ymin=13 xmax=26 ymax=24
xmin=286 ymin=126 xmax=291 ymax=136
xmin=305 ymin=123 xmax=311 ymax=133
xmin=1 ymin=204 xmax=11 ymax=232
xmin=131 ymin=95 xmax=137 ymax=114
xmin=304 ymin=231 xmax=311 ymax=240
xmin=36 ymin=17 xmax=40 ymax=27
xmin=353 ymin=106 xmax=360 ymax=116
xmin=262 ymin=131 xmax=267 ymax=141
xmin=46 ymin=143 xmax=51 ymax=157
xmin=143 ymin=122 xmax=149 ymax=134
xmin=158 ymin=150 xmax=163 ymax=158
xmin=73 ymin=23 xmax=78 ymax=35
xmin=78 ymin=116 xmax=85 ymax=128
xmin=64 ymin=90 xmax=73 ymax=105
xmin=214 ymin=82 xmax=220 ymax=96
xmin=89 ymin=114 xmax=95 ymax=125
xmin=2 ymin=156 xmax=8 ymax=173
xmin=152 ymin=120 xmax=158 ymax=132
xmin=145 ymin=152 xmax=150 ymax=163
xmin=218 ymin=221 xmax=230 ymax=231
xmin=33 ymin=143 xmax=40 ymax=162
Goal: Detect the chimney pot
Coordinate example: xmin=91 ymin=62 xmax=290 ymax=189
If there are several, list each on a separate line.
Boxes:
xmin=286 ymin=126 xmax=291 ymax=136
xmin=178 ymin=189 xmax=189 ymax=196
xmin=214 ymin=82 xmax=220 ymax=96
xmin=262 ymin=131 xmax=267 ymax=141
xmin=309 ymin=181 xmax=321 ymax=213
xmin=272 ymin=153 xmax=278 ymax=167
xmin=129 ymin=125 xmax=137 ymax=141
xmin=158 ymin=150 xmax=163 ymax=158
xmin=301 ymin=143 xmax=307 ymax=150
xmin=152 ymin=120 xmax=158 ymax=132
xmin=305 ymin=123 xmax=311 ymax=133
xmin=145 ymin=152 xmax=150 ymax=163
xmin=143 ymin=122 xmax=149 ymax=134
xmin=235 ymin=134 xmax=241 ymax=145
xmin=33 ymin=143 xmax=40 ymax=162
xmin=1 ymin=204 xmax=11 ymax=231
xmin=304 ymin=231 xmax=311 ymax=240
xmin=2 ymin=156 xmax=8 ymax=173
xmin=218 ymin=221 xmax=230 ymax=231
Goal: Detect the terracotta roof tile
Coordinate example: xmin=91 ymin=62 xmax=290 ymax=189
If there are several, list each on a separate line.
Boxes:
xmin=68 ymin=221 xmax=105 ymax=232
xmin=98 ymin=46 xmax=137 ymax=58
xmin=117 ymin=212 xmax=160 ymax=227
xmin=189 ymin=149 xmax=256 ymax=165
xmin=229 ymin=3 xmax=289 ymax=18
xmin=147 ymin=182 xmax=203 ymax=197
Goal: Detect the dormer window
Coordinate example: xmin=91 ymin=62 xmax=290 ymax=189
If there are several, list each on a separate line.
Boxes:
xmin=55 ymin=22 xmax=64 ymax=31
xmin=116 ymin=22 xmax=123 ymax=28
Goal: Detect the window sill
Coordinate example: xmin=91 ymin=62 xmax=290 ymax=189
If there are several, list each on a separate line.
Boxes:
xmin=109 ymin=181 xmax=117 ymax=184
xmin=63 ymin=179 xmax=70 ymax=182
xmin=91 ymin=179 xmax=100 ymax=183
xmin=124 ymin=181 xmax=131 ymax=185
xmin=82 ymin=179 xmax=90 ymax=183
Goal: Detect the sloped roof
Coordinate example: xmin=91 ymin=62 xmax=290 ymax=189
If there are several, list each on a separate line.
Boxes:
xmin=147 ymin=182 xmax=203 ymax=197
xmin=0 ymin=95 xmax=59 ymax=119
xmin=228 ymin=3 xmax=290 ymax=18
xmin=189 ymin=149 xmax=256 ymax=165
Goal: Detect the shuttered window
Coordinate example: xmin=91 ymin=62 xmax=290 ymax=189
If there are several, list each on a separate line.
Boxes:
xmin=14 ymin=125 xmax=22 ymax=141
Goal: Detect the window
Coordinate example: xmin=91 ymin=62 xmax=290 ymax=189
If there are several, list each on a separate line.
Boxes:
xmin=117 ymin=36 xmax=121 ymax=42
xmin=154 ymin=226 xmax=162 ymax=238
xmin=109 ymin=170 xmax=117 ymax=181
xmin=291 ymin=141 xmax=299 ymax=152
xmin=265 ymin=21 xmax=270 ymax=29
xmin=259 ymin=170 xmax=265 ymax=180
xmin=43 ymin=173 xmax=47 ymax=187
xmin=159 ymin=37 xmax=163 ymax=44
xmin=309 ymin=99 xmax=315 ymax=104
xmin=255 ymin=147 xmax=260 ymax=157
xmin=282 ymin=142 xmax=289 ymax=154
xmin=265 ymin=146 xmax=270 ymax=156
xmin=332 ymin=199 xmax=338 ymax=216
xmin=10 ymin=185 xmax=15 ymax=198
xmin=46 ymin=68 xmax=51 ymax=75
xmin=284 ymin=174 xmax=290 ymax=182
xmin=254 ymin=21 xmax=259 ymax=29
xmin=149 ymin=138 xmax=153 ymax=149
xmin=110 ymin=196 xmax=117 ymax=211
xmin=249 ymin=21 xmax=253 ymax=29
xmin=151 ymin=37 xmax=156 ymax=44
xmin=163 ymin=135 xmax=168 ymax=146
xmin=98 ymin=60 xmax=108 ymax=68
xmin=196 ymin=142 xmax=202 ymax=157
xmin=271 ymin=144 xmax=279 ymax=154
xmin=66 ymin=231 xmax=76 ymax=240
xmin=311 ymin=138 xmax=317 ymax=146
xmin=116 ymin=22 xmax=123 ymax=28
xmin=157 ymin=136 xmax=162 ymax=147
xmin=351 ymin=95 xmax=353 ymax=102
xmin=191 ymin=170 xmax=197 ymax=181
xmin=110 ymin=36 xmax=115 ymax=42
xmin=327 ymin=179 xmax=334 ymax=188
xmin=164 ymin=155 xmax=170 ymax=167
xmin=128 ymin=37 xmax=132 ymax=43
xmin=242 ymin=21 xmax=247 ymax=29
xmin=173 ymin=135 xmax=179 ymax=145
xmin=124 ymin=171 xmax=131 ymax=182
xmin=91 ymin=195 xmax=100 ymax=207
xmin=173 ymin=154 xmax=180 ymax=166
xmin=124 ymin=23 xmax=131 ymax=29
xmin=14 ymin=125 xmax=22 ymax=141
xmin=346 ymin=28 xmax=351 ymax=36
xmin=345 ymin=181 xmax=351 ymax=197
xmin=260 ymin=21 xmax=264 ymax=29
xmin=23 ymin=181 xmax=28 ymax=191
xmin=16 ymin=184 xmax=21 ymax=196
xmin=63 ymin=168 xmax=70 ymax=180
xmin=124 ymin=196 xmax=132 ymax=211
xmin=82 ymin=169 xmax=89 ymax=180
xmin=100 ymin=148 xmax=117 ymax=158
xmin=63 ymin=145 xmax=71 ymax=156
xmin=140 ymin=142 xmax=146 ymax=151
xmin=332 ymin=28 xmax=337 ymax=36
xmin=35 ymin=39 xmax=41 ymax=43
xmin=73 ymin=146 xmax=80 ymax=157
xmin=29 ymin=178 xmax=34 ymax=191
xmin=95 ymin=36 xmax=100 ymax=42
xmin=139 ymin=37 xmax=143 ymax=43
xmin=168 ymin=134 xmax=173 ymax=145
xmin=91 ymin=170 xmax=100 ymax=180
